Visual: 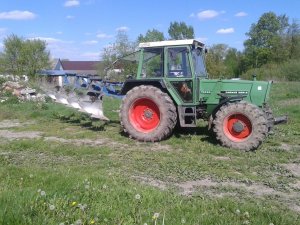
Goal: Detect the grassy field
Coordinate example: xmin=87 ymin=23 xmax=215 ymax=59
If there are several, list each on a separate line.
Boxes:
xmin=0 ymin=82 xmax=299 ymax=225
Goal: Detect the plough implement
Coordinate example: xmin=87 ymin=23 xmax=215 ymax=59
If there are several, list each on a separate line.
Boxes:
xmin=41 ymin=73 xmax=123 ymax=121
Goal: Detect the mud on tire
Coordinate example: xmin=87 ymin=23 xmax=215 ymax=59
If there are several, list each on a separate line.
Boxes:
xmin=213 ymin=102 xmax=268 ymax=151
xmin=120 ymin=85 xmax=177 ymax=142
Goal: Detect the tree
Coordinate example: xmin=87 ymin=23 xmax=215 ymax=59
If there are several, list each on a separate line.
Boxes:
xmin=206 ymin=44 xmax=228 ymax=78
xmin=2 ymin=34 xmax=24 ymax=75
xmin=137 ymin=29 xmax=165 ymax=43
xmin=0 ymin=53 xmax=6 ymax=74
xmin=168 ymin=22 xmax=194 ymax=40
xmin=1 ymin=34 xmax=50 ymax=77
xmin=243 ymin=12 xmax=289 ymax=68
xmin=287 ymin=19 xmax=300 ymax=59
xmin=224 ymin=48 xmax=243 ymax=77
xmin=22 ymin=39 xmax=50 ymax=77
xmin=206 ymin=44 xmax=242 ymax=78
xmin=102 ymin=31 xmax=135 ymax=62
xmin=101 ymin=31 xmax=136 ymax=81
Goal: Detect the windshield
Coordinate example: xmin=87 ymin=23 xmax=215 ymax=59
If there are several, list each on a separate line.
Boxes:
xmin=192 ymin=48 xmax=207 ymax=77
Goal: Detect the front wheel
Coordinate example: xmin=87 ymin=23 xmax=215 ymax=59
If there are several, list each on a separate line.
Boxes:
xmin=213 ymin=102 xmax=268 ymax=151
xmin=120 ymin=85 xmax=177 ymax=142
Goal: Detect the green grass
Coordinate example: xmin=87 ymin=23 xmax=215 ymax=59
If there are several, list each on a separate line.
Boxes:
xmin=0 ymin=82 xmax=300 ymax=224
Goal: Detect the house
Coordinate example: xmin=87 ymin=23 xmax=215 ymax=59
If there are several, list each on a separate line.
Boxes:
xmin=54 ymin=59 xmax=102 ymax=76
xmin=38 ymin=70 xmax=76 ymax=87
xmin=39 ymin=59 xmax=104 ymax=87
xmin=39 ymin=58 xmax=124 ymax=86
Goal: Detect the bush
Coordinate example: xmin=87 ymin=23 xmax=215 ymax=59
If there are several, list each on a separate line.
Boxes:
xmin=241 ymin=60 xmax=300 ymax=81
xmin=0 ymin=77 xmax=6 ymax=86
xmin=1 ymin=91 xmax=20 ymax=104
xmin=280 ymin=59 xmax=300 ymax=81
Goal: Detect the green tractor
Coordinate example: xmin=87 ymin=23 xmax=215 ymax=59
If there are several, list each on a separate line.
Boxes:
xmin=119 ymin=39 xmax=283 ymax=151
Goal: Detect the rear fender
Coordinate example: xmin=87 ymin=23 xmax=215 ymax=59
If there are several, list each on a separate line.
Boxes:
xmin=120 ymin=79 xmax=166 ymax=95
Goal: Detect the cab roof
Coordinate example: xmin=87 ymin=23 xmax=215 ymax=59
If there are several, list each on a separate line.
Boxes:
xmin=139 ymin=39 xmax=204 ymax=48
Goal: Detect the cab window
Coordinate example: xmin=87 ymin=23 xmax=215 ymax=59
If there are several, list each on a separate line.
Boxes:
xmin=167 ymin=47 xmax=191 ymax=78
xmin=141 ymin=48 xmax=163 ymax=78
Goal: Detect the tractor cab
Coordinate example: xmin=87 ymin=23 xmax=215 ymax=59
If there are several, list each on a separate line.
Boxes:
xmin=137 ymin=39 xmax=207 ymax=79
xmin=121 ymin=40 xmax=207 ymax=106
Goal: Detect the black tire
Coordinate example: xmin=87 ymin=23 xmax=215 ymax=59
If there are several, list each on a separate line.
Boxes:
xmin=120 ymin=85 xmax=177 ymax=142
xmin=213 ymin=102 xmax=268 ymax=151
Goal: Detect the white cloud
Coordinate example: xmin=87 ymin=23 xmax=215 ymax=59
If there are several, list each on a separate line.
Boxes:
xmin=64 ymin=0 xmax=80 ymax=7
xmin=29 ymin=37 xmax=63 ymax=44
xmin=216 ymin=28 xmax=235 ymax=34
xmin=96 ymin=33 xmax=113 ymax=39
xmin=56 ymin=31 xmax=63 ymax=35
xmin=82 ymin=40 xmax=98 ymax=45
xmin=197 ymin=10 xmax=219 ymax=20
xmin=28 ymin=37 xmax=74 ymax=45
xmin=28 ymin=36 xmax=100 ymax=60
xmin=235 ymin=12 xmax=248 ymax=17
xmin=66 ymin=15 xmax=75 ymax=19
xmin=0 ymin=10 xmax=36 ymax=20
xmin=29 ymin=36 xmax=79 ymax=60
xmin=116 ymin=26 xmax=129 ymax=32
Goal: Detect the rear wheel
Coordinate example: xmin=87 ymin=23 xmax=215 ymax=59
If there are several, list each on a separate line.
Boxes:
xmin=120 ymin=85 xmax=177 ymax=142
xmin=213 ymin=102 xmax=268 ymax=151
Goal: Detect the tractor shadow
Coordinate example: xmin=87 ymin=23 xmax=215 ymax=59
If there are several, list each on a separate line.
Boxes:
xmin=173 ymin=125 xmax=219 ymax=145
xmin=55 ymin=112 xmax=218 ymax=145
xmin=55 ymin=112 xmax=121 ymax=132
xmin=87 ymin=119 xmax=121 ymax=131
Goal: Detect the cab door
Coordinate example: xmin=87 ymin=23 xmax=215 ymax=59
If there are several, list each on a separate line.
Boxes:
xmin=164 ymin=46 xmax=195 ymax=105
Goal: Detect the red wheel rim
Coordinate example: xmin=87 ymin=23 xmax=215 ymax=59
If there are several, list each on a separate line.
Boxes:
xmin=223 ymin=113 xmax=252 ymax=142
xmin=129 ymin=98 xmax=160 ymax=133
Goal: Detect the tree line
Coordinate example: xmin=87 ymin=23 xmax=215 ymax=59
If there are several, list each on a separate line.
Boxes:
xmin=0 ymin=11 xmax=299 ymax=81
xmin=103 ymin=12 xmax=300 ymax=81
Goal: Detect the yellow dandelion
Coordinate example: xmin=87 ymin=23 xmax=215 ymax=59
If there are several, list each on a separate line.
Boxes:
xmin=90 ymin=219 xmax=95 ymax=224
xmin=71 ymin=201 xmax=77 ymax=206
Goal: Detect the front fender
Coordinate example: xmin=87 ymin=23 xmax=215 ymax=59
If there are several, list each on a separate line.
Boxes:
xmin=207 ymin=95 xmax=245 ymax=130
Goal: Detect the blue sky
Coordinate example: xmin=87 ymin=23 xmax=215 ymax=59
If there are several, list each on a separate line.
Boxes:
xmin=0 ymin=0 xmax=299 ymax=61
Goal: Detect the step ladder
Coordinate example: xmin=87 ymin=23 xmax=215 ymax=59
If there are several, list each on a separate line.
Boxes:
xmin=178 ymin=106 xmax=197 ymax=127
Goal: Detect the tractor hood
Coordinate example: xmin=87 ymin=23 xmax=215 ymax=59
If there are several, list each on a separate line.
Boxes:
xmin=199 ymin=79 xmax=272 ymax=107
